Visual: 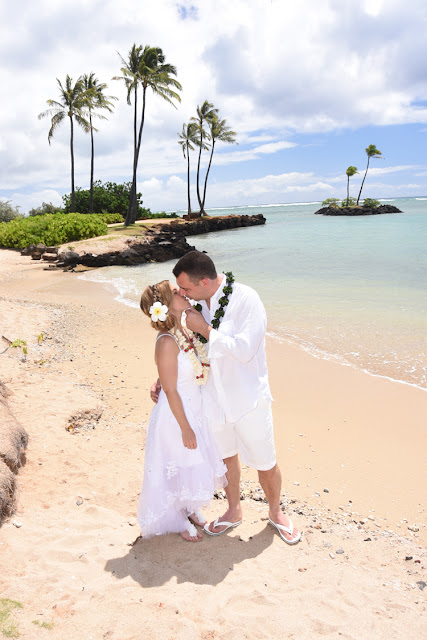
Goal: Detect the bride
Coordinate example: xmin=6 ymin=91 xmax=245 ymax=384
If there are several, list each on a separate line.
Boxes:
xmin=138 ymin=280 xmax=227 ymax=542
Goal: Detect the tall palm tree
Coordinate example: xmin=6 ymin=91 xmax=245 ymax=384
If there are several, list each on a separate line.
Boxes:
xmin=38 ymin=75 xmax=90 ymax=212
xmin=190 ymin=100 xmax=218 ymax=215
xmin=357 ymin=145 xmax=382 ymax=205
xmin=177 ymin=122 xmax=199 ymax=216
xmin=82 ymin=73 xmax=117 ymax=213
xmin=345 ymin=166 xmax=358 ymax=206
xmin=201 ymin=115 xmax=237 ymax=213
xmin=115 ymin=45 xmax=182 ymax=225
xmin=113 ymin=44 xmax=143 ymax=223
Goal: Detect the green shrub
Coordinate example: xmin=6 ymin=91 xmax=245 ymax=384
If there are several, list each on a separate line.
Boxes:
xmin=28 ymin=202 xmax=65 ymax=216
xmin=363 ymin=198 xmax=380 ymax=208
xmin=340 ymin=197 xmax=357 ymax=207
xmin=63 ymin=181 xmax=143 ymax=215
xmin=321 ymin=197 xmax=340 ymax=207
xmin=0 ymin=213 xmax=107 ymax=249
xmin=99 ymin=212 xmax=125 ymax=224
xmin=138 ymin=211 xmax=179 ymax=219
xmin=0 ymin=200 xmax=22 ymax=223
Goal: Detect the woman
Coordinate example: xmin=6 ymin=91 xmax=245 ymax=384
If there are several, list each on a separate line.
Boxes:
xmin=138 ymin=280 xmax=227 ymax=542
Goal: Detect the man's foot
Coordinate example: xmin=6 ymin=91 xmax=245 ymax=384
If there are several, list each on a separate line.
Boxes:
xmin=204 ymin=508 xmax=243 ymax=535
xmin=268 ymin=511 xmax=301 ymax=544
xmin=180 ymin=521 xmax=203 ymax=542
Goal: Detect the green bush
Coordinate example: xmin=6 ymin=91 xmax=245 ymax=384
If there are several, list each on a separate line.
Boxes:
xmin=28 ymin=202 xmax=65 ymax=216
xmin=99 ymin=212 xmax=125 ymax=224
xmin=0 ymin=213 xmax=107 ymax=249
xmin=0 ymin=200 xmax=22 ymax=223
xmin=363 ymin=198 xmax=380 ymax=208
xmin=63 ymin=181 xmax=143 ymax=215
xmin=321 ymin=197 xmax=340 ymax=207
xmin=138 ymin=211 xmax=179 ymax=219
xmin=340 ymin=197 xmax=357 ymax=207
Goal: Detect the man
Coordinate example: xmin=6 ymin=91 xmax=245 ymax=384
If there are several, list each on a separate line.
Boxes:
xmin=152 ymin=250 xmax=300 ymax=544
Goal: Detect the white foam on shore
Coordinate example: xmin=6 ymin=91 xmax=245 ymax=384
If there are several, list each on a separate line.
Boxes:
xmin=78 ymin=272 xmax=139 ymax=309
xmin=266 ymin=330 xmax=427 ymax=392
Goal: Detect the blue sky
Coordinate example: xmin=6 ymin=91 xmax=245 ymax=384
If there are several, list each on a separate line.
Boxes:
xmin=1 ymin=0 xmax=427 ymax=213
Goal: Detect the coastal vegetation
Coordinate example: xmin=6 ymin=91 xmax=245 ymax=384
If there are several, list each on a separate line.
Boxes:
xmin=113 ymin=44 xmax=182 ymax=226
xmin=0 ymin=200 xmax=22 ymax=223
xmin=0 ymin=213 xmax=107 ymax=249
xmin=357 ymin=144 xmax=382 ymax=205
xmin=179 ymin=101 xmax=237 ymax=217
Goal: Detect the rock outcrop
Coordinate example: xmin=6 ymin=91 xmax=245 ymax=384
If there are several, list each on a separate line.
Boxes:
xmin=314 ymin=204 xmax=402 ymax=216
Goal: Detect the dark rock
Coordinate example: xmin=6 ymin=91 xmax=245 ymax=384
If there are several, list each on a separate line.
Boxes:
xmin=36 ymin=243 xmax=47 ymax=253
xmin=42 ymin=253 xmax=59 ymax=262
xmin=46 ymin=246 xmax=59 ymax=254
xmin=315 ymin=204 xmax=402 ymax=216
xmin=20 ymin=244 xmax=37 ymax=256
xmin=58 ymin=250 xmax=81 ymax=265
xmin=416 ymin=581 xmax=426 ymax=591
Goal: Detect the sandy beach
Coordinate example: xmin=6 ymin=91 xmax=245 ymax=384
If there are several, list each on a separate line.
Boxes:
xmin=1 ymin=249 xmax=426 ymax=639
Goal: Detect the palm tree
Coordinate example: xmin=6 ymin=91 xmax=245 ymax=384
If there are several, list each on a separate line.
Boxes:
xmin=113 ymin=44 xmax=143 ymax=223
xmin=177 ymin=122 xmax=199 ymax=216
xmin=201 ymin=115 xmax=237 ymax=213
xmin=38 ymin=75 xmax=90 ymax=212
xmin=345 ymin=166 xmax=358 ymax=206
xmin=190 ymin=100 xmax=218 ymax=215
xmin=82 ymin=73 xmax=117 ymax=213
xmin=357 ymin=145 xmax=382 ymax=205
xmin=114 ymin=45 xmax=182 ymax=225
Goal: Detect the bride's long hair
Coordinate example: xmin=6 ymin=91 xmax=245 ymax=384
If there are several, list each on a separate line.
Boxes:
xmin=140 ymin=280 xmax=177 ymax=332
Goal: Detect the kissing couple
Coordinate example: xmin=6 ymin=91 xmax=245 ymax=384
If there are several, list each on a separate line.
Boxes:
xmin=138 ymin=250 xmax=300 ymax=545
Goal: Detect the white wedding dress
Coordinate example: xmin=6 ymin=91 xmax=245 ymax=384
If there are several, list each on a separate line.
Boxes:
xmin=138 ymin=334 xmax=228 ymax=537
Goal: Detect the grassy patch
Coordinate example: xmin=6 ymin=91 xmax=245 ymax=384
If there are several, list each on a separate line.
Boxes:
xmin=0 ymin=599 xmax=22 ymax=638
xmin=32 ymin=620 xmax=55 ymax=630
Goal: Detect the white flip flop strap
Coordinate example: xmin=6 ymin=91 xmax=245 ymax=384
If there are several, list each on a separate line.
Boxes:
xmin=186 ymin=522 xmax=198 ymax=537
xmin=274 ymin=519 xmax=293 ymax=535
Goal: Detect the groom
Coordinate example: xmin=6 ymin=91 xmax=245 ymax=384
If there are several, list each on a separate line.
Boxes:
xmin=153 ymin=250 xmax=300 ymax=544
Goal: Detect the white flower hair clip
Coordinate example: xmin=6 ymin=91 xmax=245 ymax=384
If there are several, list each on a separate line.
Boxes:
xmin=149 ymin=301 xmax=168 ymax=322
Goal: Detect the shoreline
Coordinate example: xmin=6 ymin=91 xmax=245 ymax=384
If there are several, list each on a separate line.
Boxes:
xmin=1 ymin=250 xmax=426 ymax=639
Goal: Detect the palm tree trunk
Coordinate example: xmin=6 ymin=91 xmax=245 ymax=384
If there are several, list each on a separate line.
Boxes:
xmin=186 ymin=142 xmax=192 ymax=216
xmin=346 ymin=175 xmax=350 ymax=206
xmin=69 ymin=115 xmax=75 ymax=212
xmin=195 ymin=126 xmax=203 ymax=216
xmin=357 ymin=158 xmax=370 ymax=205
xmin=126 ymin=87 xmax=138 ymax=226
xmin=89 ymin=113 xmax=94 ymax=214
xmin=201 ymin=141 xmax=215 ymax=215
xmin=126 ymin=87 xmax=146 ymax=226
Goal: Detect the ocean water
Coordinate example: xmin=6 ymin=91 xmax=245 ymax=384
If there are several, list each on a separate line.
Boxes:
xmin=80 ymin=197 xmax=427 ymax=390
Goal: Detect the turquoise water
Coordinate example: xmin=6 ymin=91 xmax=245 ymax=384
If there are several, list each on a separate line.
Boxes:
xmin=80 ymin=197 xmax=427 ymax=389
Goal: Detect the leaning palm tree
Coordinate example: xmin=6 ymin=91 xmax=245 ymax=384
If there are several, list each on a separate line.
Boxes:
xmin=345 ymin=166 xmax=358 ymax=206
xmin=201 ymin=115 xmax=237 ymax=213
xmin=190 ymin=100 xmax=218 ymax=216
xmin=177 ymin=122 xmax=199 ymax=216
xmin=82 ymin=73 xmax=117 ymax=213
xmin=38 ymin=75 xmax=90 ymax=212
xmin=357 ymin=145 xmax=382 ymax=205
xmin=115 ymin=45 xmax=182 ymax=225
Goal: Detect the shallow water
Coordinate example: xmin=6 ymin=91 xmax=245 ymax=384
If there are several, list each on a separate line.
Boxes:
xmin=80 ymin=197 xmax=427 ymax=390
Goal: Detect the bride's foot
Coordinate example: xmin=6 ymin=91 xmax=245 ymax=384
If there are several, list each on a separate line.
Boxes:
xmin=188 ymin=509 xmax=208 ymax=527
xmin=180 ymin=521 xmax=203 ymax=542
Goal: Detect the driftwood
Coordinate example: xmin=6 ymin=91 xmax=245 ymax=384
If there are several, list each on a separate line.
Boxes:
xmin=0 ymin=381 xmax=28 ymax=523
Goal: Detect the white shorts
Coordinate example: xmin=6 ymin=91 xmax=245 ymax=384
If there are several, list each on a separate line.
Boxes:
xmin=208 ymin=397 xmax=276 ymax=471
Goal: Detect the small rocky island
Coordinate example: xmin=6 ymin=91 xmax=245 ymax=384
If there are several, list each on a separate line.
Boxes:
xmin=315 ymin=204 xmax=402 ymax=216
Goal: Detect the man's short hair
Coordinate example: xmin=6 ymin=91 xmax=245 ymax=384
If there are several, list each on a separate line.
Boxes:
xmin=173 ymin=251 xmax=217 ymax=282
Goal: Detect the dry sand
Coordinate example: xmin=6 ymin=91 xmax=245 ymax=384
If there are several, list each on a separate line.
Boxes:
xmin=0 ymin=249 xmax=426 ymax=639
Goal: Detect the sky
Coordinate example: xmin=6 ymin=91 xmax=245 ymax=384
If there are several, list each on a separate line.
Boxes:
xmin=1 ymin=0 xmax=427 ymax=214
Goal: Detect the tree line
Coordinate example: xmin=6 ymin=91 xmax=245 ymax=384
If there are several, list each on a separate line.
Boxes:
xmin=38 ymin=44 xmax=237 ymax=225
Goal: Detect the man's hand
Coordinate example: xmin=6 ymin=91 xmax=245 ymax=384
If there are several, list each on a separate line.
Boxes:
xmin=150 ymin=378 xmax=161 ymax=403
xmin=181 ymin=426 xmax=197 ymax=450
xmin=185 ymin=308 xmax=211 ymax=339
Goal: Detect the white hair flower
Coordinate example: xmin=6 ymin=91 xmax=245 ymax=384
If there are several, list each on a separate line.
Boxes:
xmin=149 ymin=301 xmax=168 ymax=322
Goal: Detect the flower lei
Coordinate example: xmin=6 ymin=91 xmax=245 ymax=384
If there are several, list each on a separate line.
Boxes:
xmin=173 ymin=327 xmax=210 ymax=385
xmin=193 ymin=271 xmax=235 ymax=344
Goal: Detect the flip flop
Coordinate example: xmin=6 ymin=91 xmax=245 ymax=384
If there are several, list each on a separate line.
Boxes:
xmin=203 ymin=517 xmax=243 ymax=536
xmin=268 ymin=517 xmax=301 ymax=545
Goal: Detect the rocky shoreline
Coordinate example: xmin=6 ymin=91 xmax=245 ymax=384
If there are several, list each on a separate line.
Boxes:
xmin=315 ymin=204 xmax=402 ymax=216
xmin=21 ymin=213 xmax=266 ymax=269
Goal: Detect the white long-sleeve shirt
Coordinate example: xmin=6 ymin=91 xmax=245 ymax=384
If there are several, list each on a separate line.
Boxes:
xmin=199 ymin=275 xmax=272 ymax=423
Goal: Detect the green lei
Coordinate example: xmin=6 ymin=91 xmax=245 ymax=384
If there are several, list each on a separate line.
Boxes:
xmin=194 ymin=271 xmax=235 ymax=343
